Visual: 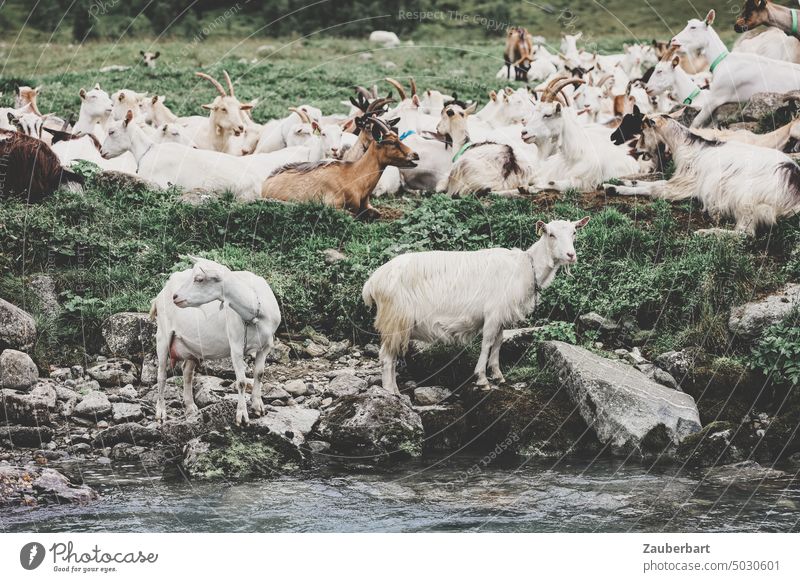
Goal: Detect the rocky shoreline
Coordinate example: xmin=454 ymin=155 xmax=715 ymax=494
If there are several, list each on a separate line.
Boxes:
xmin=2 ymin=284 xmax=799 ymax=507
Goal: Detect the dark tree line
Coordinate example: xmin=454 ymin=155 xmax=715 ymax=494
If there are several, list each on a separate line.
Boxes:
xmin=14 ymin=0 xmax=510 ymax=39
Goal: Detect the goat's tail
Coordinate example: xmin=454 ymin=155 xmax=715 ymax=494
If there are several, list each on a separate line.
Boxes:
xmin=361 ymin=276 xmax=375 ymax=308
xmin=148 ymin=299 xmax=158 ymax=321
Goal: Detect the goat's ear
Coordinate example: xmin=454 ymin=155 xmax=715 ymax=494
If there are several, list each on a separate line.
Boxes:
xmin=671 ymin=55 xmax=680 ymax=68
xmin=201 ymin=103 xmax=215 ymax=110
xmin=554 ymin=102 xmax=562 ymax=114
xmin=311 ymin=121 xmax=321 ymax=134
xmin=536 ymin=220 xmax=548 ymax=236
xmin=140 ymin=50 xmax=145 ymax=56
xmin=240 ymin=103 xmax=254 ymax=111
xmin=6 ymin=111 xmax=16 ymax=125
xmin=465 ymin=102 xmax=478 ymax=115
xmin=79 ymin=88 xmax=87 ymax=100
xmin=704 ymin=9 xmax=715 ymax=26
xmin=633 ymin=105 xmax=641 ymax=115
xmin=489 ymin=90 xmax=497 ymax=101
xmin=574 ymin=216 xmax=590 ymax=229
xmin=118 ymin=92 xmax=126 ymax=102
xmin=412 ymin=95 xmax=421 ymax=107
xmin=124 ymin=110 xmax=134 ymax=126
xmin=154 ymin=51 xmax=160 ymax=59
xmin=152 ymin=95 xmax=159 ymax=104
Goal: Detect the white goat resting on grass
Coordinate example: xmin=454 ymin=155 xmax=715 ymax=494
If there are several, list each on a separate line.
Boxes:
xmin=362 ymin=217 xmax=590 ymax=393
xmin=604 ymin=114 xmax=800 ymax=235
xmin=150 ymin=256 xmax=281 ymax=426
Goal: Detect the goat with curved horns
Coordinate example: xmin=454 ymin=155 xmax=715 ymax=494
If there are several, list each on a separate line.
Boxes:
xmin=149 ymin=256 xmax=281 ymax=425
xmin=363 ymin=217 xmax=590 ymax=393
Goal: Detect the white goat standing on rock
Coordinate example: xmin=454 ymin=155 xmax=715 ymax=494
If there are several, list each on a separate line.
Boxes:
xmin=362 ymin=217 xmax=590 ymax=394
xmin=150 ymin=256 xmax=281 ymax=426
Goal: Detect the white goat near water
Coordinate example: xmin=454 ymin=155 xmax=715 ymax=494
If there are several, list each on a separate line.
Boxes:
xmin=362 ymin=217 xmax=590 ymax=393
xmin=604 ymin=114 xmax=800 ymax=235
xmin=150 ymin=256 xmax=281 ymax=425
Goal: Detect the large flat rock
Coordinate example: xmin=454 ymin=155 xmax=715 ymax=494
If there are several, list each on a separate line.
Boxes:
xmin=541 ymin=341 xmax=702 ymax=458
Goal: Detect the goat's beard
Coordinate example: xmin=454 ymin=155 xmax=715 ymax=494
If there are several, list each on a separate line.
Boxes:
xmin=444 ymin=133 xmax=453 ymax=149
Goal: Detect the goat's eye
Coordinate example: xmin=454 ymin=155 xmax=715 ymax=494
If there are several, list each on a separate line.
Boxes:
xmin=221 ymin=108 xmax=227 ymax=113
xmin=549 ymin=233 xmax=555 ymax=238
xmin=194 ymin=276 xmax=204 ymax=283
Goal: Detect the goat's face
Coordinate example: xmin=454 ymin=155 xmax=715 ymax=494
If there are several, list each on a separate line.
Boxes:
xmin=286 ymin=122 xmax=315 ymax=147
xmin=521 ymin=102 xmax=563 ymax=145
xmin=79 ymin=85 xmax=113 ymax=119
xmin=645 ymin=57 xmax=679 ymax=96
xmin=138 ymin=95 xmax=164 ymax=124
xmin=420 ymin=90 xmax=450 ymax=115
xmin=375 ymin=134 xmax=419 ymax=168
xmin=572 ymin=85 xmax=603 ymax=117
xmin=735 ymin=0 xmax=769 ymax=33
xmin=498 ymin=88 xmax=534 ymax=125
xmin=436 ymin=103 xmax=475 ymax=138
xmin=100 ymin=113 xmax=135 ymax=158
xmin=111 ymin=90 xmax=146 ymax=121
xmin=202 ymin=95 xmax=250 ymax=137
xmin=672 ymin=11 xmax=715 ymax=52
xmin=537 ymin=217 xmax=590 ymax=265
xmin=318 ymin=124 xmax=344 ymax=158
xmin=173 ymin=258 xmax=227 ymax=308
xmin=157 ymin=123 xmax=195 ymax=146
xmin=14 ymin=86 xmax=41 ymax=110
xmin=140 ymin=50 xmax=160 ymax=68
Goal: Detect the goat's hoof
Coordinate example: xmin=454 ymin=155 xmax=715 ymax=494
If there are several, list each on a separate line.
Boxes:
xmin=251 ymin=402 xmax=264 ymax=418
xmin=475 ymin=377 xmax=490 ymax=387
xmin=185 ymin=404 xmax=199 ymax=418
xmin=490 ymin=374 xmax=506 ymax=384
xmin=603 ymin=183 xmax=618 ymax=195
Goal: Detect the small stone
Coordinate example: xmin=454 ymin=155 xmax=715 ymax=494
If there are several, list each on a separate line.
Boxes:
xmin=264 ymin=386 xmax=290 ymax=400
xmin=112 ymin=402 xmax=143 ymax=423
xmin=307 ymin=440 xmax=330 ymax=453
xmin=322 ymin=248 xmax=346 ymax=264
xmin=283 ymin=379 xmax=309 ymax=397
xmin=303 ymin=341 xmax=328 ymax=358
xmin=324 ymin=373 xmax=367 ymax=398
xmin=74 ymin=391 xmax=112 ymax=418
xmin=413 ymin=386 xmax=452 ymax=406
xmin=321 ymin=397 xmax=333 ymax=408
xmin=363 ymin=344 xmax=380 ymax=358
xmin=87 ymin=358 xmax=139 ymax=387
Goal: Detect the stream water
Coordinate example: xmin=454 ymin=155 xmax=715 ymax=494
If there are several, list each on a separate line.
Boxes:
xmin=2 ymin=456 xmax=799 ymax=533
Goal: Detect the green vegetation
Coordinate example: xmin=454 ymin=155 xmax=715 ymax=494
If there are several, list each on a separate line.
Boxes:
xmin=749 ymin=314 xmax=800 ymax=387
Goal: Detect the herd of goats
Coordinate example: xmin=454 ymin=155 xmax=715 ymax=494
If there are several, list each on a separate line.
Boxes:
xmin=2 ymin=2 xmax=800 ymax=423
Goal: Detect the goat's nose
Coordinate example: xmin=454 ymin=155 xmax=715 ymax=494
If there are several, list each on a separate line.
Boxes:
xmin=172 ymin=293 xmax=178 ymax=300
xmin=412 ymin=153 xmax=420 ymax=160
xmin=567 ymin=252 xmax=576 ymax=260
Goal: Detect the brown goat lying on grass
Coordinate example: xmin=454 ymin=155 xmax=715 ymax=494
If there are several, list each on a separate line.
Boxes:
xmin=0 ymin=130 xmax=83 ymax=203
xmin=261 ymin=116 xmax=418 ymax=216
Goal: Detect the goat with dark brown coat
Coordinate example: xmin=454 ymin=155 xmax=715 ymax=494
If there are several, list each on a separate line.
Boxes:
xmin=0 ymin=130 xmax=83 ymax=203
xmin=504 ymin=27 xmax=534 ymax=80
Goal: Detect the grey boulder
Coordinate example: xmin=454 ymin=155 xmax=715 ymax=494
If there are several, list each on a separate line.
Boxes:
xmin=541 ymin=341 xmax=702 ymax=458
xmin=0 ymin=299 xmax=36 ymax=351
xmin=101 ymin=312 xmax=157 ymax=359
xmin=250 ymin=406 xmax=321 ymax=446
xmin=0 ymin=349 xmax=39 ymax=390
xmin=728 ymin=283 xmax=800 ymax=341
xmin=316 ymin=387 xmax=424 ymax=461
xmin=1 ymin=389 xmax=51 ymax=426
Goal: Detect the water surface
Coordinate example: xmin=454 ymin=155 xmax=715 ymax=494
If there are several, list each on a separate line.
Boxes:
xmin=2 ymin=456 xmax=798 ymax=532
